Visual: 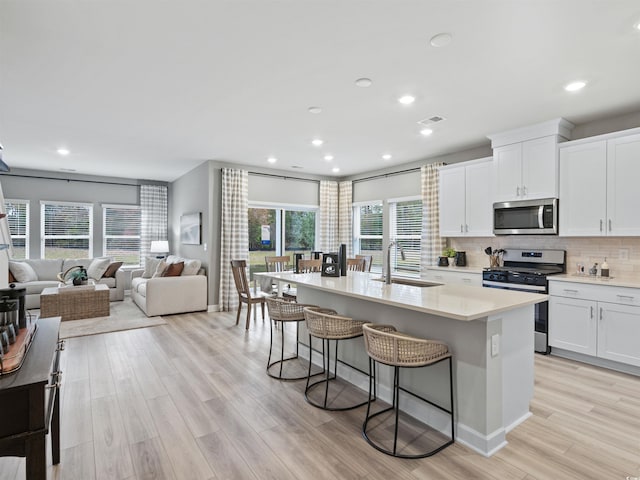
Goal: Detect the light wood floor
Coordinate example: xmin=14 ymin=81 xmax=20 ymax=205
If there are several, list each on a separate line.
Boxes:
xmin=2 ymin=308 xmax=640 ymax=480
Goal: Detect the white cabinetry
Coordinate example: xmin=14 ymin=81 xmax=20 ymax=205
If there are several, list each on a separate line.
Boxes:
xmin=487 ymin=118 xmax=574 ymax=203
xmin=559 ymin=129 xmax=640 ymax=236
xmin=439 ymin=158 xmax=493 ymax=237
xmin=424 ymin=268 xmax=482 ymax=287
xmin=549 ymin=280 xmax=640 ymax=367
xmin=493 ymin=135 xmax=559 ymax=202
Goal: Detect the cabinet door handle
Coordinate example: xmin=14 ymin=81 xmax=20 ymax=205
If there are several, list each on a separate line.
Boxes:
xmin=522 ymin=185 xmax=527 ymax=196
xmin=563 ymin=289 xmax=579 ymax=294
xmin=465 ymin=224 xmax=469 ymax=233
xmin=616 ymin=295 xmax=635 ymax=301
xmin=600 ymin=307 xmax=603 ymax=320
xmin=460 ymin=224 xmax=463 ymax=233
xmin=600 ymin=219 xmax=603 ymax=232
xmin=609 ymin=219 xmax=612 ymax=231
xmin=590 ymin=306 xmax=594 ymax=319
xmin=462 ymin=278 xmax=471 ymax=283
xmin=516 ymin=186 xmax=520 ymax=197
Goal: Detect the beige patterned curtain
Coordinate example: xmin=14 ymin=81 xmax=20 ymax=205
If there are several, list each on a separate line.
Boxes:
xmin=421 ymin=163 xmax=446 ymax=267
xmin=140 ymin=184 xmax=168 ymax=258
xmin=219 ymin=168 xmax=248 ymax=312
xmin=318 ymin=180 xmax=338 ymax=252
xmin=338 ymin=180 xmax=353 ymax=257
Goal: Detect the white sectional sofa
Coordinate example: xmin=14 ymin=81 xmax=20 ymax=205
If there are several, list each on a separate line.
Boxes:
xmin=8 ymin=257 xmax=126 ymax=309
xmin=130 ymin=255 xmax=207 ymax=317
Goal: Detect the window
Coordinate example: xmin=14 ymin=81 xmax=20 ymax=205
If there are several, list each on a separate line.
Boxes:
xmin=103 ymin=204 xmax=141 ymax=265
xmin=248 ymin=205 xmax=318 ymax=277
xmin=41 ymin=201 xmax=93 ymax=259
xmin=353 ymin=202 xmax=383 ymax=272
xmin=5 ymin=199 xmax=29 ymax=259
xmin=389 ymin=198 xmax=422 ymax=274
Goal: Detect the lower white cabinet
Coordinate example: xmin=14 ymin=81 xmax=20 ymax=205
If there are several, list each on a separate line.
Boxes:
xmin=424 ymin=268 xmax=482 ymax=287
xmin=549 ymin=280 xmax=640 ymax=367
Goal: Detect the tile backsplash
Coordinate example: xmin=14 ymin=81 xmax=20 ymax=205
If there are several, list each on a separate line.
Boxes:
xmin=448 ymin=236 xmax=640 ymax=277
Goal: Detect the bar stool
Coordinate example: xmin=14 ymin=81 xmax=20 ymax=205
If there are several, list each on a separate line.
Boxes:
xmin=302 ymin=307 xmax=369 ymax=411
xmin=264 ymin=296 xmax=324 ymax=381
xmin=361 ymin=323 xmax=455 ymax=458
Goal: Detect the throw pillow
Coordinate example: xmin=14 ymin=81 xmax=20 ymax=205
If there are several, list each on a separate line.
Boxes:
xmin=87 ymin=257 xmax=112 ymax=280
xmin=143 ymin=256 xmax=162 ymax=278
xmin=9 ymin=261 xmax=38 ymax=283
xmin=163 ymin=261 xmax=184 ymax=277
xmin=181 ymin=258 xmax=202 ymax=276
xmin=102 ymin=261 xmax=123 ymax=278
xmin=152 ymin=260 xmax=168 ymax=278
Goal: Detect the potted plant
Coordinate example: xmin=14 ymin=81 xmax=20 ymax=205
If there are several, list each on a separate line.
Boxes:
xmin=69 ymin=267 xmax=88 ymax=286
xmin=442 ymin=247 xmax=456 ymax=266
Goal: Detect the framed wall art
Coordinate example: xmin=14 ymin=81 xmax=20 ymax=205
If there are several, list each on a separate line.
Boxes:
xmin=180 ymin=212 xmax=201 ymax=245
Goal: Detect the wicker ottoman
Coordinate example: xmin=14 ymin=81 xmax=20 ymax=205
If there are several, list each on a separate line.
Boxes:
xmin=40 ymin=284 xmax=110 ymax=321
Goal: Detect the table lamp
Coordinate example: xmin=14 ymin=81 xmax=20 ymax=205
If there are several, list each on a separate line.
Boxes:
xmin=150 ymin=240 xmax=169 ymax=259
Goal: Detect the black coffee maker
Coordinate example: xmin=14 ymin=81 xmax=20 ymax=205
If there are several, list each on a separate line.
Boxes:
xmin=454 ymin=251 xmax=467 ymax=267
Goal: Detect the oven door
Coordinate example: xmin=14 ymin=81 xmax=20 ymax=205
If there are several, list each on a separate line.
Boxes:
xmin=482 ymin=281 xmax=550 ymax=354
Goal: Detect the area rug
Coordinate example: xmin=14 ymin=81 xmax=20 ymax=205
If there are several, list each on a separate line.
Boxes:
xmin=37 ymin=297 xmax=167 ymax=339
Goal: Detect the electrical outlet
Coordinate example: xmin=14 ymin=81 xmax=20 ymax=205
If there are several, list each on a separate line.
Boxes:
xmin=491 ymin=334 xmax=500 ymax=357
xmin=619 ymin=248 xmax=629 ymax=261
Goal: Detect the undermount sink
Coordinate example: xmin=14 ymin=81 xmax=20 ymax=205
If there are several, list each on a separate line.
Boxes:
xmin=371 ymin=277 xmax=442 ymax=287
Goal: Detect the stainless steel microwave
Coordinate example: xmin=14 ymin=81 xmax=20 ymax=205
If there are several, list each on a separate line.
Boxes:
xmin=493 ymin=198 xmax=558 ymax=235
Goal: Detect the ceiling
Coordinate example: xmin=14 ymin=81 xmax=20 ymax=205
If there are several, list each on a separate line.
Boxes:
xmin=1 ymin=1 xmax=640 ymax=182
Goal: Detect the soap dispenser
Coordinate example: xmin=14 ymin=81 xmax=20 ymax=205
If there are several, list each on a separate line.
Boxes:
xmin=589 ymin=263 xmax=598 ymax=276
xmin=601 ymin=258 xmax=609 ymax=277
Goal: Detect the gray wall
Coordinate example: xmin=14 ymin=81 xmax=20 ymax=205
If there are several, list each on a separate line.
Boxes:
xmin=0 ymin=168 xmax=143 ymax=259
xmin=169 ymin=161 xmax=217 ymax=306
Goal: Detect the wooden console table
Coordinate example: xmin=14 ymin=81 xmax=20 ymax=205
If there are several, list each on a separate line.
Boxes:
xmin=0 ymin=317 xmax=62 ymax=479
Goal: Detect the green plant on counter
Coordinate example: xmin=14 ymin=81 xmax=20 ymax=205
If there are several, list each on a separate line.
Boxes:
xmin=442 ymin=247 xmax=456 ymax=258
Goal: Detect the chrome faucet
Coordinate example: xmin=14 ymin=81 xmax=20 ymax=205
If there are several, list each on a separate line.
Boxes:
xmin=385 ymin=241 xmax=406 ymax=284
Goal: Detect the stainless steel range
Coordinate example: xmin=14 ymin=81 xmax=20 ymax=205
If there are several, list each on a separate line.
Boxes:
xmin=482 ymin=248 xmax=566 ymax=354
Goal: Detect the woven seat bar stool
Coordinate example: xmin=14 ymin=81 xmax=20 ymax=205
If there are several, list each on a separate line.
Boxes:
xmin=302 ymin=307 xmax=370 ymax=411
xmin=265 ymin=296 xmax=325 ymax=381
xmin=361 ymin=323 xmax=455 ymax=459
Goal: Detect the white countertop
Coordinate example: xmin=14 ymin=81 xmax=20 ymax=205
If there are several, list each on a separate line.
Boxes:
xmin=550 ymin=273 xmax=640 ymax=289
xmin=258 ymin=271 xmax=546 ymax=321
xmin=425 ymin=265 xmax=485 ymax=274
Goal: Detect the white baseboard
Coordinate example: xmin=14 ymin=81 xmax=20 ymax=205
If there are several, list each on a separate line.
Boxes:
xmin=207 ymin=304 xmax=220 ymax=312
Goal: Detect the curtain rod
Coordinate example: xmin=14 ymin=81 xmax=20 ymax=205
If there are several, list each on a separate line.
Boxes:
xmin=0 ymin=173 xmax=146 ymax=188
xmin=247 ymin=171 xmax=320 ymax=184
xmin=352 ymin=167 xmax=421 ymax=184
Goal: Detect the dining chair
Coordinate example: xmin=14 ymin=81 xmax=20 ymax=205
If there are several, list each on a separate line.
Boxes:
xmin=346 ymin=258 xmax=366 ymax=272
xmin=265 ymin=255 xmax=291 ymax=273
xmin=356 ymin=254 xmax=373 ymax=272
xmin=298 ymin=258 xmax=322 ymax=273
xmin=230 ymin=259 xmax=266 ymax=330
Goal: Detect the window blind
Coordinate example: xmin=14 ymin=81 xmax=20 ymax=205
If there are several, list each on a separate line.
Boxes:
xmin=5 ymin=199 xmax=29 ymax=259
xmin=390 ymin=199 xmax=422 ymax=273
xmin=103 ymin=204 xmax=141 ymax=265
xmin=41 ymin=201 xmax=93 ymax=259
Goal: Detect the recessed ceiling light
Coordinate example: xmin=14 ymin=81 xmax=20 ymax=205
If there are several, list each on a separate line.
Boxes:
xmin=420 ymin=128 xmax=434 ymax=136
xmin=355 ymin=77 xmax=372 ymax=87
xmin=57 ymin=148 xmax=70 ymax=156
xmin=430 ymin=33 xmax=452 ymax=48
xmin=382 ymin=154 xmax=392 ymax=160
xmin=634 ymin=21 xmax=640 ymax=31
xmin=311 ymin=138 xmax=324 ymax=147
xmin=332 ymin=167 xmax=340 ymax=173
xmin=398 ymin=95 xmax=416 ymax=105
xmin=564 ymin=81 xmax=586 ymax=92
xmin=324 ymin=154 xmax=334 ymax=161
xmin=267 ymin=156 xmax=277 ymax=164
xmin=308 ymin=106 xmax=322 ymax=114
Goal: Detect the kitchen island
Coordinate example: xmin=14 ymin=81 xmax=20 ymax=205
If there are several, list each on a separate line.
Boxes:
xmin=258 ymin=270 xmax=548 ymax=456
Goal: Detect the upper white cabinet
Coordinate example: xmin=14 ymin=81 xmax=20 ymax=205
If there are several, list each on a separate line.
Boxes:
xmin=559 ymin=129 xmax=640 ymax=236
xmin=493 ymin=136 xmax=559 ymax=201
xmin=439 ymin=158 xmax=493 ymax=237
xmin=488 ymin=118 xmax=574 ymax=203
